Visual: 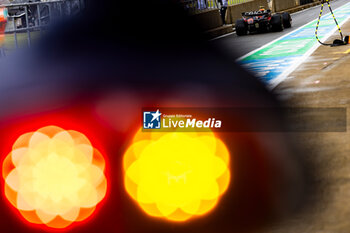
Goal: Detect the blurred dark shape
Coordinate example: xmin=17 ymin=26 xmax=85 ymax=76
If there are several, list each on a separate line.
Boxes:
xmin=0 ymin=0 xmax=279 ymax=121
xmin=0 ymin=1 xmax=313 ymax=233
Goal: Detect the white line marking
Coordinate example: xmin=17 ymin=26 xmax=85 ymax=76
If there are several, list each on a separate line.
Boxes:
xmin=269 ymin=16 xmax=350 ymax=89
xmin=209 ymin=31 xmax=235 ymax=41
xmin=236 ymin=20 xmax=314 ymax=61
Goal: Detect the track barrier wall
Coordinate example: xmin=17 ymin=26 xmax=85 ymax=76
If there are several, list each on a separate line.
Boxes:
xmin=191 ymin=8 xmax=223 ymax=31
xmin=226 ymin=0 xmax=269 ymax=24
xmin=272 ymin=0 xmax=297 ymax=12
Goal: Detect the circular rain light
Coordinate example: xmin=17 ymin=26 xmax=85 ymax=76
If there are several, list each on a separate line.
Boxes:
xmin=2 ymin=126 xmax=107 ymax=229
xmin=123 ymin=129 xmax=231 ymax=222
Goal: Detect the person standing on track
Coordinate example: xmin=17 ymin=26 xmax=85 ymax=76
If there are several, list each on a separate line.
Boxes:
xmin=197 ymin=0 xmax=207 ymax=10
xmin=220 ymin=0 xmax=228 ymax=25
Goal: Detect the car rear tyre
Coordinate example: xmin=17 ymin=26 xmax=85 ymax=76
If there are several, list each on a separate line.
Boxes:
xmin=282 ymin=12 xmax=292 ymax=28
xmin=235 ymin=19 xmax=247 ymax=36
xmin=271 ymin=14 xmax=284 ymax=32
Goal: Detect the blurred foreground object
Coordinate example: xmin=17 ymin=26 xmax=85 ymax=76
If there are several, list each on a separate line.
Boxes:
xmin=124 ymin=129 xmax=230 ymax=222
xmin=2 ymin=126 xmax=107 ymax=229
xmin=0 ymin=1 xmax=310 ymax=233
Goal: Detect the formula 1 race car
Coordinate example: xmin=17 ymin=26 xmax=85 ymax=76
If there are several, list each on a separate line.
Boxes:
xmin=235 ymin=9 xmax=292 ymax=36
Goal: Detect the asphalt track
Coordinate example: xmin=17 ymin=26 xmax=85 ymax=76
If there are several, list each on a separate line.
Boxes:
xmin=212 ymin=0 xmax=350 ymax=59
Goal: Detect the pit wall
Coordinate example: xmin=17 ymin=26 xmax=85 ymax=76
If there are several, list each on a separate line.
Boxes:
xmin=272 ymin=0 xmax=298 ymax=12
xmin=191 ymin=9 xmax=223 ymax=31
xmin=226 ymin=0 xmax=269 ymax=24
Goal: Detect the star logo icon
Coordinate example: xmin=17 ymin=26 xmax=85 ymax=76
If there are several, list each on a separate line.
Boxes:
xmin=143 ymin=109 xmax=162 ymax=129
xmin=151 ymin=109 xmax=162 ymax=123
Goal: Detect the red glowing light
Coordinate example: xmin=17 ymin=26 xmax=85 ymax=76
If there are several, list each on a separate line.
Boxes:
xmin=2 ymin=126 xmax=107 ymax=229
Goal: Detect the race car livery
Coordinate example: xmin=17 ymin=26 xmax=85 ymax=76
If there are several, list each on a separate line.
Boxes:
xmin=236 ymin=9 xmax=292 ymax=36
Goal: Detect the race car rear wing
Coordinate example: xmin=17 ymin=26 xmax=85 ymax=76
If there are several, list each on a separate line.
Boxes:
xmin=242 ymin=10 xmax=270 ymax=17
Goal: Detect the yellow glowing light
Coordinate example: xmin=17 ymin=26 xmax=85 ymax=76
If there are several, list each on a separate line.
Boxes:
xmin=123 ymin=129 xmax=231 ymax=222
xmin=2 ymin=126 xmax=107 ymax=229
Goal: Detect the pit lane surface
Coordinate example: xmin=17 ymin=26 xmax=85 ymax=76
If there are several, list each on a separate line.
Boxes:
xmin=212 ymin=0 xmax=350 ymax=88
xmin=212 ymin=0 xmax=350 ymax=59
xmin=257 ymin=18 xmax=350 ymax=233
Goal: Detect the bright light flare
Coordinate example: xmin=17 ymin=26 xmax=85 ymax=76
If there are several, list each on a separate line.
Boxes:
xmin=2 ymin=126 xmax=107 ymax=229
xmin=123 ymin=129 xmax=231 ymax=222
